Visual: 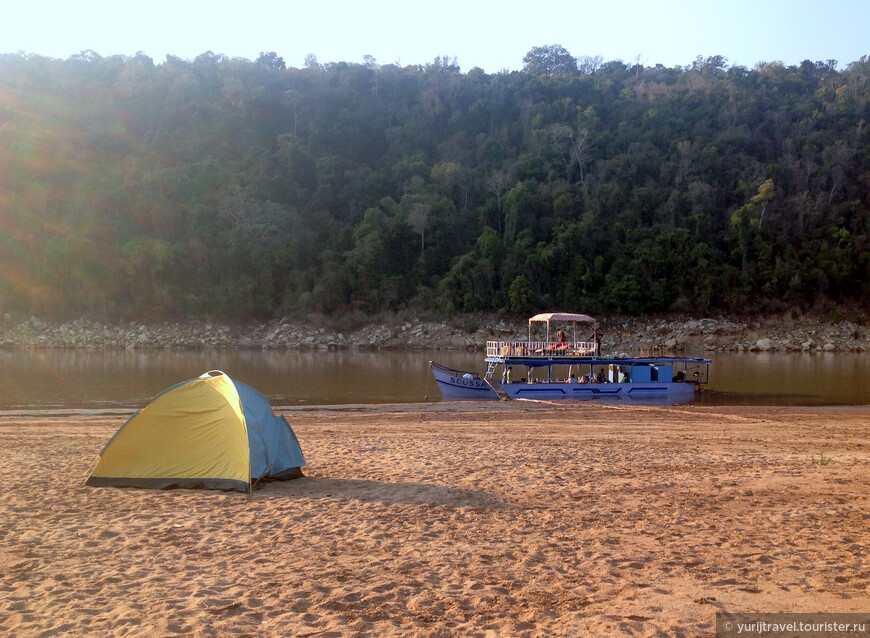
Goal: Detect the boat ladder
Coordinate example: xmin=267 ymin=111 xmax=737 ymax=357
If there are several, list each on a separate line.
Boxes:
xmin=484 ymin=361 xmax=510 ymax=401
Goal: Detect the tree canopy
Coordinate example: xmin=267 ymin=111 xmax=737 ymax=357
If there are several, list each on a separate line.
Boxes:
xmin=1 ymin=49 xmax=868 ymax=320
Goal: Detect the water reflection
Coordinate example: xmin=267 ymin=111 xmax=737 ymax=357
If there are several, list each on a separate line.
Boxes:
xmin=0 ymin=348 xmax=868 ymax=409
xmin=0 ymin=349 xmax=439 ymax=409
xmin=701 ymin=351 xmax=870 ymax=406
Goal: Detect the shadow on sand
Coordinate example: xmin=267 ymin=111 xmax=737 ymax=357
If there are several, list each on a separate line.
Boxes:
xmin=260 ymin=476 xmax=515 ymax=510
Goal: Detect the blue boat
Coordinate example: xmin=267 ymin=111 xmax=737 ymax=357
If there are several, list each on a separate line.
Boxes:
xmin=430 ymin=313 xmax=710 ymax=404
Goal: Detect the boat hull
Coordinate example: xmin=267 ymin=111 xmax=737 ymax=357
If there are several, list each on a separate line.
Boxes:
xmin=504 ymin=381 xmax=697 ymax=404
xmin=431 ymin=360 xmax=702 ymax=404
xmin=430 ymin=364 xmax=498 ymax=400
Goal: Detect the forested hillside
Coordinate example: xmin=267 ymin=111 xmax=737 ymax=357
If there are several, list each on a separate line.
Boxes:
xmin=1 ymin=47 xmax=868 ymax=321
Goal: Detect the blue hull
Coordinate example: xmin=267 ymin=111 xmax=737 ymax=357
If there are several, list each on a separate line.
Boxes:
xmin=430 ymin=363 xmax=498 ymax=400
xmin=431 ymin=361 xmax=701 ymax=405
xmin=505 ymin=381 xmax=696 ymax=404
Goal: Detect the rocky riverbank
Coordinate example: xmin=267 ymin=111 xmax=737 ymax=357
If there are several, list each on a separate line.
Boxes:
xmin=1 ymin=311 xmax=868 ymax=353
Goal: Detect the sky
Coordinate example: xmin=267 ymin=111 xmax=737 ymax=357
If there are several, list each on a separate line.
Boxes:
xmin=3 ymin=0 xmax=868 ymax=72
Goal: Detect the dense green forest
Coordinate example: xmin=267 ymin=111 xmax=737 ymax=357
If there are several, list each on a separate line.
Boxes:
xmin=1 ymin=47 xmax=868 ymax=321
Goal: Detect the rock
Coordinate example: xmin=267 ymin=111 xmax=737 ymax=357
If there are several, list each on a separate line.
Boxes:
xmin=755 ymin=338 xmax=773 ymax=351
xmin=0 ymin=310 xmax=865 ymax=353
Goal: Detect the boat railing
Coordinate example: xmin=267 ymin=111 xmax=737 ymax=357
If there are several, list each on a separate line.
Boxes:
xmin=486 ymin=340 xmax=597 ymax=358
xmin=429 ymin=361 xmax=482 ymax=378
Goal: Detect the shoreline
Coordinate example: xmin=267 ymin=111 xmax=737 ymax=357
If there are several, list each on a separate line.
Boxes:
xmin=2 ymin=404 xmax=868 ymax=636
xmin=1 ymin=310 xmax=869 ymax=353
xmin=3 ymin=400 xmax=870 ymax=418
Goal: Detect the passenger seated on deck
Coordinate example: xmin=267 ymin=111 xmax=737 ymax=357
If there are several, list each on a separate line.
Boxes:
xmin=580 ymin=375 xmax=590 ymax=384
xmin=673 ymin=370 xmax=685 ymax=382
xmin=568 ymin=374 xmax=578 ymax=383
xmin=619 ymin=370 xmax=630 ymax=383
xmin=554 ymin=330 xmax=569 ymax=352
xmin=595 ymin=369 xmax=607 ymax=383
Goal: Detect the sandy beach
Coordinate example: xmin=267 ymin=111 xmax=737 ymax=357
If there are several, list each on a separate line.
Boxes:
xmin=2 ymin=402 xmax=868 ymax=637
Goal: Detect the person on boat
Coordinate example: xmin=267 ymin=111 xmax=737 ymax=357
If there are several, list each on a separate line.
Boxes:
xmin=594 ymin=368 xmax=607 ymax=383
xmin=590 ymin=328 xmax=602 ymax=356
xmin=619 ymin=368 xmax=630 ymax=383
xmin=544 ymin=329 xmax=565 ymax=354
xmin=506 ymin=366 xmax=513 ymax=383
xmin=579 ymin=375 xmax=590 ymax=384
xmin=568 ymin=374 xmax=578 ymax=384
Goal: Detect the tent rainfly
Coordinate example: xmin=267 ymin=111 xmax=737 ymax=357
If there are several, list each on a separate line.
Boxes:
xmin=85 ymin=371 xmax=305 ymax=493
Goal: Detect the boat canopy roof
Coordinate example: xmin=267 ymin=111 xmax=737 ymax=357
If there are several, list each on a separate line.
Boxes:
xmin=528 ymin=312 xmax=598 ymax=344
xmin=529 ymin=312 xmax=596 ymax=325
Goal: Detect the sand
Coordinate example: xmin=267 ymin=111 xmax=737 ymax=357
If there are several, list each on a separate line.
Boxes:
xmin=1 ymin=402 xmax=868 ymax=637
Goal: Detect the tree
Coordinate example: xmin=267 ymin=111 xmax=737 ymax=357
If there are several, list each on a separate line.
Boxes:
xmin=578 ymin=55 xmax=603 ymax=75
xmin=408 ymin=202 xmax=432 ymax=256
xmin=256 ymin=51 xmax=286 ymax=71
xmin=509 ymin=274 xmax=536 ymax=313
xmin=1 ymin=48 xmax=868 ymax=319
xmin=570 ymin=128 xmax=592 ymax=182
xmin=522 ymin=45 xmax=578 ymax=77
xmin=485 ymin=169 xmax=511 ymax=234
xmin=752 ymin=178 xmax=775 ymax=227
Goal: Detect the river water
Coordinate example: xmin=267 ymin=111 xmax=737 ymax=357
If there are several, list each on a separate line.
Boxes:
xmin=1 ymin=348 xmax=869 ymax=411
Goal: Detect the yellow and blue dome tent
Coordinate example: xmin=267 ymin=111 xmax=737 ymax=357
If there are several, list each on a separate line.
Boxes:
xmin=86 ymin=371 xmax=305 ymax=493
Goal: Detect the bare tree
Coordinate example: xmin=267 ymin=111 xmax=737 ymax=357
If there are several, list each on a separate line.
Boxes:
xmin=486 ymin=169 xmax=511 ymax=234
xmin=570 ymin=128 xmax=592 ymax=182
xmin=408 ymin=202 xmax=431 ymax=256
xmin=578 ymin=55 xmax=603 ymax=75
